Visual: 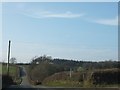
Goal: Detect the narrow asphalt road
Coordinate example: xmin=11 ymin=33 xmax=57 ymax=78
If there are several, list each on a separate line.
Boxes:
xmin=20 ymin=66 xmax=33 ymax=88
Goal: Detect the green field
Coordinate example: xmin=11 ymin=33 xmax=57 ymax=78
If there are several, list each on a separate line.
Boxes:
xmin=0 ymin=64 xmax=2 ymax=75
xmin=1 ymin=63 xmax=22 ymax=85
xmin=2 ymin=64 xmax=17 ymax=76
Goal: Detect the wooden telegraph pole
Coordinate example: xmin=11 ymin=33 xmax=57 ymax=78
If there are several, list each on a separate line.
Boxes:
xmin=7 ymin=40 xmax=11 ymax=76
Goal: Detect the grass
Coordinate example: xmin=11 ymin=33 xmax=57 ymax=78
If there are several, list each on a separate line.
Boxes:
xmin=2 ymin=64 xmax=17 ymax=76
xmin=43 ymin=79 xmax=119 ymax=88
xmin=94 ymin=84 xmax=120 ymax=87
xmin=2 ymin=63 xmax=22 ymax=85
xmin=43 ymin=80 xmax=83 ymax=87
xmin=42 ymin=69 xmax=120 ymax=88
xmin=0 ymin=64 xmax=2 ymax=75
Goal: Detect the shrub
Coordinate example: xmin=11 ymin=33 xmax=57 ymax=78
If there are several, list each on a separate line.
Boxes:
xmin=92 ymin=68 xmax=120 ymax=85
xmin=29 ymin=62 xmax=63 ymax=84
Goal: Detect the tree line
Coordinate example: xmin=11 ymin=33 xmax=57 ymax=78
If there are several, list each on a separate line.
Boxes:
xmin=30 ymin=55 xmax=119 ymax=70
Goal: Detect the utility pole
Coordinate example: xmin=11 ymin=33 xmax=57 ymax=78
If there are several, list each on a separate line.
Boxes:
xmin=7 ymin=40 xmax=11 ymax=76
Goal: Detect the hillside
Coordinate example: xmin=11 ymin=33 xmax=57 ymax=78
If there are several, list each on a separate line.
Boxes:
xmin=26 ymin=55 xmax=120 ymax=87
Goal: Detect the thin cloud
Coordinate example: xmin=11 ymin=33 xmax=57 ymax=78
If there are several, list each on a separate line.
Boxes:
xmin=93 ymin=16 xmax=118 ymax=26
xmin=22 ymin=10 xmax=84 ymax=19
xmin=44 ymin=11 xmax=84 ymax=18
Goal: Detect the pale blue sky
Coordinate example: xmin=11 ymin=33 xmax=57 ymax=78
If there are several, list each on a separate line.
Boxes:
xmin=1 ymin=0 xmax=119 ymax=2
xmin=2 ymin=2 xmax=118 ymax=63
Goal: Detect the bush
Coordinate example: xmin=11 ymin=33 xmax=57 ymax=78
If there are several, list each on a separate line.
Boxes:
xmin=29 ymin=62 xmax=63 ymax=84
xmin=92 ymin=68 xmax=120 ymax=85
xmin=43 ymin=72 xmax=82 ymax=87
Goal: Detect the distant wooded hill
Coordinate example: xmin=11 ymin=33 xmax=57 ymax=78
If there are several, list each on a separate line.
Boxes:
xmin=22 ymin=55 xmax=120 ymax=70
xmin=16 ymin=55 xmax=120 ymax=70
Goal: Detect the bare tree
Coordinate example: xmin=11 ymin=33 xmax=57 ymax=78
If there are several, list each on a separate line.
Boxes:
xmin=10 ymin=57 xmax=17 ymax=64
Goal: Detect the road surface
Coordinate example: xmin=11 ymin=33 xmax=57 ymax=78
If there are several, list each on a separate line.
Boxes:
xmin=20 ymin=66 xmax=33 ymax=88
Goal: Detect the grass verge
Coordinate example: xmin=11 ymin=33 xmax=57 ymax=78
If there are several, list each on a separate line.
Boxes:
xmin=43 ymin=80 xmax=83 ymax=87
xmin=2 ymin=64 xmax=22 ymax=85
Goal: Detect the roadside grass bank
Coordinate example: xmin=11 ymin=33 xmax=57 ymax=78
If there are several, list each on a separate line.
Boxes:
xmin=27 ymin=65 xmax=120 ymax=87
xmin=27 ymin=68 xmax=119 ymax=87
xmin=43 ymin=80 xmax=82 ymax=87
xmin=2 ymin=63 xmax=22 ymax=88
xmin=0 ymin=64 xmax=2 ymax=75
xmin=42 ymin=69 xmax=120 ymax=88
